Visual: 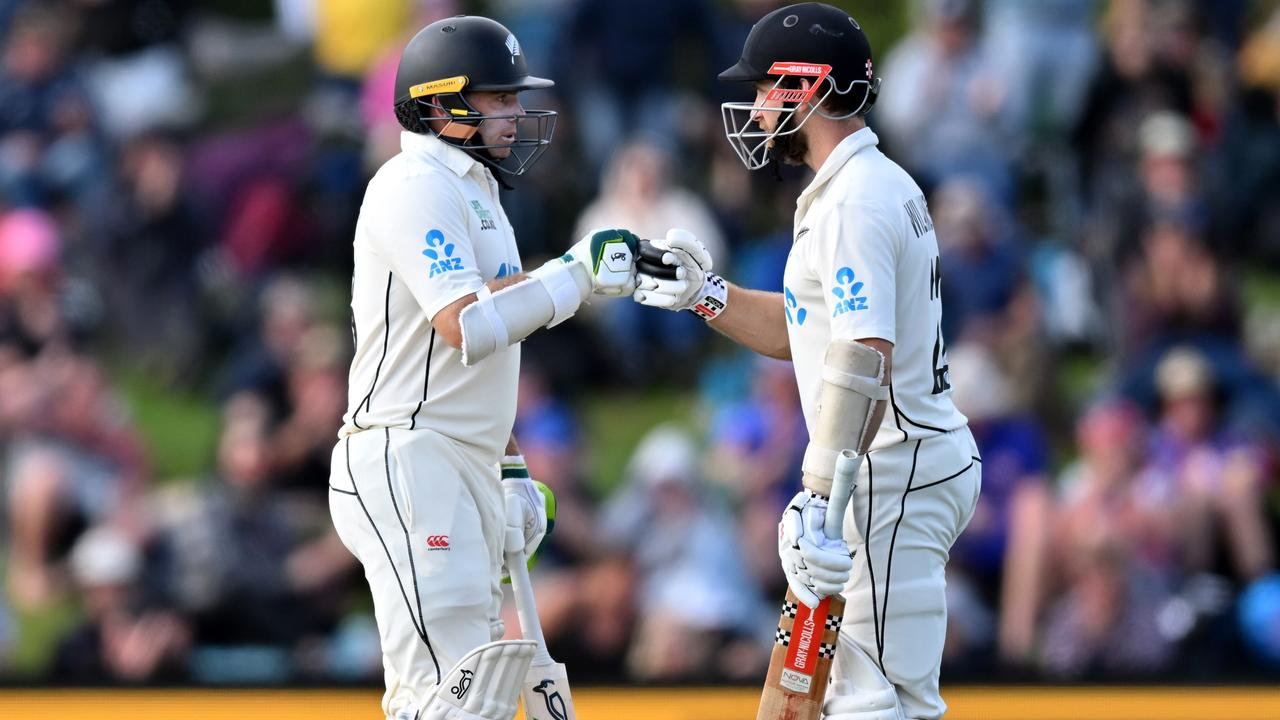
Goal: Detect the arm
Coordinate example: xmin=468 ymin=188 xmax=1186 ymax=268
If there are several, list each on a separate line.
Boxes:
xmin=633 ymin=229 xmax=793 ymax=359
xmin=707 ymin=284 xmax=792 ymax=360
xmin=432 ymin=273 xmax=530 ymax=349
xmin=853 ymin=337 xmax=892 ymax=453
xmin=367 ymin=174 xmax=638 ymax=361
xmin=437 ymin=229 xmax=639 ymax=365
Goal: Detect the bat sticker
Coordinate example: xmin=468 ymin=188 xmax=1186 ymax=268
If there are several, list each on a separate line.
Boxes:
xmin=533 ymin=679 xmax=569 ymax=720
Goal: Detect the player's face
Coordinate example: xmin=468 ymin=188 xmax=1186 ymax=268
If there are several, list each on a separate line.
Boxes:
xmin=469 ymin=91 xmax=523 ymax=158
xmin=750 ymin=79 xmax=811 ymax=166
xmin=751 ymin=81 xmax=786 ymax=133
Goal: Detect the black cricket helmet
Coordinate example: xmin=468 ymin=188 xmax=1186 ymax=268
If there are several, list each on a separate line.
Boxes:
xmin=719 ymin=3 xmax=881 ymax=170
xmin=394 ymin=15 xmax=556 ymax=177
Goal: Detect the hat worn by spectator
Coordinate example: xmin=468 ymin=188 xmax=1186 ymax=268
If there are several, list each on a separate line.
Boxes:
xmin=1138 ymin=111 xmax=1196 ymax=159
xmin=0 ymin=209 xmax=61 ymax=289
xmin=1155 ymin=346 xmax=1214 ymax=399
xmin=947 ymin=342 xmax=1014 ymax=423
xmin=70 ymin=527 xmax=140 ymax=587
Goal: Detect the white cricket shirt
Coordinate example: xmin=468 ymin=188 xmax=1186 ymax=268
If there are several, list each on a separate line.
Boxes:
xmin=783 ymin=128 xmax=968 ymax=451
xmin=339 ymin=131 xmax=523 ymax=460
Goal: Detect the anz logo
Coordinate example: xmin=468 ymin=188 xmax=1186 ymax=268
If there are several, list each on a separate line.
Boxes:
xmin=831 ymin=266 xmax=868 ymax=317
xmin=784 ymin=287 xmax=807 ymax=326
xmin=423 ymin=229 xmax=464 ymax=277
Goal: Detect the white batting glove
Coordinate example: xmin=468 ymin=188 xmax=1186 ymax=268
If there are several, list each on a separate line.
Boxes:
xmin=501 ymin=456 xmax=549 ymax=559
xmin=778 ymin=490 xmax=854 ymax=609
xmin=563 ymin=228 xmax=639 ymax=296
xmin=633 ymin=228 xmax=728 ymax=320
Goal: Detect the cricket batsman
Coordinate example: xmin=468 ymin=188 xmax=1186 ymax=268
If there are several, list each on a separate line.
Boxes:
xmin=327 ymin=15 xmax=637 ymax=720
xmin=633 ymin=4 xmax=982 ymax=718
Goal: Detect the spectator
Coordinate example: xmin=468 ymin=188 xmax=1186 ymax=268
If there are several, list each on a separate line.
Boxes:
xmin=51 ymin=526 xmax=190 ymax=682
xmin=75 ymin=0 xmax=197 ymax=140
xmin=219 ymin=274 xmax=318 ymax=411
xmin=932 ymin=177 xmax=1024 ymax=342
xmin=573 ymin=137 xmax=726 ymax=382
xmin=0 ymin=1 xmax=106 ymax=209
xmin=1216 ymin=6 xmax=1280 ymax=264
xmin=931 ymin=180 xmax=1051 ymax=412
xmin=1073 ymin=0 xmax=1197 ymax=206
xmin=4 ymin=353 xmax=146 ymax=611
xmin=552 ymin=0 xmax=724 ymax=174
xmin=97 ymin=130 xmax=207 ymax=377
xmin=601 ymin=425 xmax=768 ymax=681
xmin=945 ymin=342 xmax=1052 ymax=667
xmin=156 ymin=393 xmax=345 ymax=678
xmin=1039 ymin=521 xmax=1177 ymax=679
xmin=1144 ymin=346 xmax=1274 ymax=581
xmin=1117 ymin=219 xmax=1238 ymax=364
xmin=877 ymin=0 xmax=1013 ymax=200
xmin=271 ymin=323 xmax=349 ymax=489
xmin=532 ymin=551 xmax=639 ymax=683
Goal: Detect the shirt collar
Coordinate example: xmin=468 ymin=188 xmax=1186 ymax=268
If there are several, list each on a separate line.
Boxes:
xmin=798 ymin=127 xmax=879 ymax=202
xmin=401 ymin=131 xmax=480 ymax=178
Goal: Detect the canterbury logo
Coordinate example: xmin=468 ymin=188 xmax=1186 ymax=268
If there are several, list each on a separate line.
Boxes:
xmin=426 ymin=535 xmax=450 ymax=550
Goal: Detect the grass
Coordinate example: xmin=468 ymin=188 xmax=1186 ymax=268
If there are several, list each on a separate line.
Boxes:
xmin=113 ymin=371 xmax=221 ymax=482
xmin=1244 ymin=268 xmax=1280 ymax=311
xmin=7 ymin=595 xmax=79 ymax=677
xmin=579 ymin=388 xmax=697 ymax=497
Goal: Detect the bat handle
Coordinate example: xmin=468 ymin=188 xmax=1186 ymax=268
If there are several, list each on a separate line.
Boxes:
xmin=824 ymin=449 xmax=860 ymax=540
xmin=505 ymin=546 xmax=554 ymax=666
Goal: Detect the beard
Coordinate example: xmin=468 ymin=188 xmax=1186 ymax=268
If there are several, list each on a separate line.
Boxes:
xmin=769 ymin=120 xmax=809 ymax=166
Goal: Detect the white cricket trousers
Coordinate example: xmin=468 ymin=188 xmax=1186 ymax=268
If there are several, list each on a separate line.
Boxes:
xmin=329 ymin=427 xmax=506 ymax=720
xmin=830 ymin=426 xmax=982 ymax=720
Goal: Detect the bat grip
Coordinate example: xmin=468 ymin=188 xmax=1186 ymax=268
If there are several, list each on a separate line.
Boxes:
xmin=824 ymin=449 xmax=859 ymax=540
xmin=505 ymin=546 xmax=554 ymax=666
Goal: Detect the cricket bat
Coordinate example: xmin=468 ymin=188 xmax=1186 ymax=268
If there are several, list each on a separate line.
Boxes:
xmin=756 ymin=449 xmax=860 ymax=720
xmin=504 ymin=542 xmax=576 ymax=720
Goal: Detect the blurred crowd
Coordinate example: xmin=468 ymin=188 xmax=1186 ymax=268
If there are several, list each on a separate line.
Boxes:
xmin=1 ymin=0 xmax=1280 ymax=687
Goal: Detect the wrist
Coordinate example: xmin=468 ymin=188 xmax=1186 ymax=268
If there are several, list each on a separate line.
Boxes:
xmin=687 ymin=272 xmax=728 ymax=321
xmin=501 ymin=455 xmax=530 ymax=480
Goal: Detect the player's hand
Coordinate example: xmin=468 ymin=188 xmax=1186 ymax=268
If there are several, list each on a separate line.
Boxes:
xmin=501 ymin=456 xmax=556 ymax=578
xmin=634 ymin=228 xmax=728 ymax=320
xmin=778 ymin=489 xmax=853 ymax=609
xmin=563 ymin=228 xmax=639 ymax=296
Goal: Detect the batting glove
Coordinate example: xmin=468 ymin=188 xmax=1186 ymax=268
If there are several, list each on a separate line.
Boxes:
xmin=501 ymin=456 xmax=556 ymax=579
xmin=633 ymin=228 xmax=728 ymax=320
xmin=562 ymin=228 xmax=639 ymax=296
xmin=778 ymin=489 xmax=853 ymax=609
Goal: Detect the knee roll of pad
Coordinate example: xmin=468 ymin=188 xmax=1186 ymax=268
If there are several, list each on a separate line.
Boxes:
xmin=418 ymin=639 xmax=537 ymax=720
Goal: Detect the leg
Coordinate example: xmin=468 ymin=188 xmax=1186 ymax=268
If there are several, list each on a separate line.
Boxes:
xmin=330 ymin=429 xmax=506 ymax=719
xmin=833 ymin=430 xmax=981 ymax=720
xmin=7 ymin=446 xmax=71 ymax=610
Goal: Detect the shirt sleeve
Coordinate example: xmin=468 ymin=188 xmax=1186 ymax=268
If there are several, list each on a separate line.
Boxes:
xmin=364 ymin=171 xmax=485 ymax=320
xmin=807 ymin=201 xmax=899 ymax=344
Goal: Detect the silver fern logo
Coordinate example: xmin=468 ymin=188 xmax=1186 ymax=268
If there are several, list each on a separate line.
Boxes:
xmin=505 ymin=33 xmax=520 ymax=64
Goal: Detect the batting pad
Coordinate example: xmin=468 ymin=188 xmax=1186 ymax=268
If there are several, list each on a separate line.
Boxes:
xmin=419 ymin=639 xmax=537 ymax=720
